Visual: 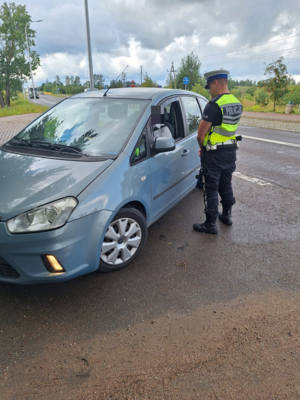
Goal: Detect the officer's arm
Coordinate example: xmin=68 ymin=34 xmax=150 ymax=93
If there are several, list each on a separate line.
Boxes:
xmin=197 ymin=120 xmax=212 ymax=148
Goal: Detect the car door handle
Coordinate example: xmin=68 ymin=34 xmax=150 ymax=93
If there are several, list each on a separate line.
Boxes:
xmin=182 ymin=149 xmax=190 ymax=156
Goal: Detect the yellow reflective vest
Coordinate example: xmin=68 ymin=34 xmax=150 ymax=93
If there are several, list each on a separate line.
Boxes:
xmin=203 ymin=93 xmax=243 ymax=146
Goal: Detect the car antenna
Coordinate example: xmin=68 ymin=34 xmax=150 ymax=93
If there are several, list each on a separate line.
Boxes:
xmin=103 ymin=65 xmax=129 ymax=97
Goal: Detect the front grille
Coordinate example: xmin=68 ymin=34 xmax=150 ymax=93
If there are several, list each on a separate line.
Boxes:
xmin=0 ymin=255 xmax=20 ymax=279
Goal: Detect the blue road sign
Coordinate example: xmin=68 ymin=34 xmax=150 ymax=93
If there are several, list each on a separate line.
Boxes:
xmin=183 ymin=77 xmax=189 ymax=85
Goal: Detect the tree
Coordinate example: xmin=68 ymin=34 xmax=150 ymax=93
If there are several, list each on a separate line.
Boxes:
xmin=286 ymin=76 xmax=296 ymax=85
xmin=73 ymin=76 xmax=81 ymax=86
xmin=191 ymin=82 xmax=210 ymax=100
xmin=255 ymin=90 xmax=269 ymax=106
xmin=227 ymin=77 xmax=236 ymax=91
xmin=246 ymin=87 xmax=256 ymax=96
xmin=175 ymin=52 xmax=201 ymax=90
xmin=65 ymin=75 xmax=70 ymax=86
xmin=141 ymin=73 xmax=156 ymax=87
xmin=55 ymin=75 xmax=61 ymax=85
xmin=93 ymin=73 xmax=104 ymax=87
xmin=0 ymin=2 xmax=40 ymax=107
xmin=110 ymin=79 xmax=123 ymax=88
xmin=70 ymin=75 xmax=74 ymax=85
xmin=258 ymin=57 xmax=290 ymax=111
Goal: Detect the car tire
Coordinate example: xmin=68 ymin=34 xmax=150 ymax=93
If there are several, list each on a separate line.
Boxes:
xmin=98 ymin=207 xmax=148 ymax=272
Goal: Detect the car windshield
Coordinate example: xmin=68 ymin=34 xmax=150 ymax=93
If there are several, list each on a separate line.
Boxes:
xmin=12 ymin=98 xmax=148 ymax=157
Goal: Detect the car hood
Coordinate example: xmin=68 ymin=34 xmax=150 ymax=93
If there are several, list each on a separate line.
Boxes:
xmin=0 ymin=150 xmax=114 ymax=220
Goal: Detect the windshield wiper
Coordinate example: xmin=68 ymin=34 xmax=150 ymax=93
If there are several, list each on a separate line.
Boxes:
xmin=10 ymin=137 xmax=32 ymax=146
xmin=30 ymin=141 xmax=87 ymax=155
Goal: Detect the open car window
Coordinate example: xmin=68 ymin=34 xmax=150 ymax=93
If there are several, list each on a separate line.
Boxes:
xmin=151 ymin=98 xmax=185 ymax=143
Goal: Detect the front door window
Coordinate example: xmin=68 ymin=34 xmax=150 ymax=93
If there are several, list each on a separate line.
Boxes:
xmin=181 ymin=96 xmax=202 ymax=136
xmin=151 ymin=98 xmax=185 ymax=144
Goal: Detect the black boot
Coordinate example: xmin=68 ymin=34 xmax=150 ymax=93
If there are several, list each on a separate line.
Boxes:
xmin=193 ymin=214 xmax=218 ymax=234
xmin=219 ymin=206 xmax=233 ymax=226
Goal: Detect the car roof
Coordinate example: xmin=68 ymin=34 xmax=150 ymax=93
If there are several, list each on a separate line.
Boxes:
xmin=71 ymin=87 xmax=206 ymax=103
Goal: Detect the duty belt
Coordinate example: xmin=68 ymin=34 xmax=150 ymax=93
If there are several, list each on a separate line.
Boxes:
xmin=205 ymin=139 xmax=239 ymax=151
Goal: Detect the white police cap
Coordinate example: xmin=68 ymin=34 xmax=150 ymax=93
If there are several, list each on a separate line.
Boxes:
xmin=204 ymin=69 xmax=229 ymax=89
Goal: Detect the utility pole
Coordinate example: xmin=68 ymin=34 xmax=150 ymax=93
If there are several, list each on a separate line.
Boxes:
xmin=25 ymin=20 xmax=42 ymax=105
xmin=84 ymin=0 xmax=94 ymax=91
xmin=139 ymin=66 xmax=143 ymax=85
xmin=121 ymin=72 xmax=127 ymax=87
xmin=167 ymin=62 xmax=177 ymax=89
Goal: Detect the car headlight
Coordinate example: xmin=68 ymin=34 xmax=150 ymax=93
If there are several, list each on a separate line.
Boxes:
xmin=7 ymin=197 xmax=78 ymax=234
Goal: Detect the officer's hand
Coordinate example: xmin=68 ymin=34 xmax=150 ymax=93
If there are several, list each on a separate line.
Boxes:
xmin=199 ymin=148 xmax=201 ymax=157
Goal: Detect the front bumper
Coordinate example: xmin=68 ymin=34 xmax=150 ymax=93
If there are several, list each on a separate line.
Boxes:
xmin=0 ymin=210 xmax=113 ymax=284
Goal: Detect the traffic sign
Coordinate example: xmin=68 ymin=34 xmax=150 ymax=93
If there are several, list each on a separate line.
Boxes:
xmin=183 ymin=77 xmax=189 ymax=84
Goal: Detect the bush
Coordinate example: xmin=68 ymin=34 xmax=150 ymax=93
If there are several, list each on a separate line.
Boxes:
xmin=255 ymin=90 xmax=269 ymax=106
xmin=278 ymin=86 xmax=300 ymax=106
xmin=191 ymin=82 xmax=210 ymax=100
xmin=246 ymin=87 xmax=256 ymax=96
xmin=231 ymin=88 xmax=242 ymax=99
xmin=244 ymin=94 xmax=253 ymax=100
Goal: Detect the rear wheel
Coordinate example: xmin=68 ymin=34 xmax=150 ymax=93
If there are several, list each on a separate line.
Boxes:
xmin=99 ymin=207 xmax=148 ymax=272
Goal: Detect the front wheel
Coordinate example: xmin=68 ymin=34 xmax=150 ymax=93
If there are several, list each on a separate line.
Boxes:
xmin=99 ymin=207 xmax=148 ymax=272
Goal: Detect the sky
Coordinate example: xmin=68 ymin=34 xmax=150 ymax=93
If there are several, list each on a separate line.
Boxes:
xmin=13 ymin=0 xmax=300 ymax=87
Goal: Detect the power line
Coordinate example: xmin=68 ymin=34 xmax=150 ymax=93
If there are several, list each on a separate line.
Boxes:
xmin=154 ymin=32 xmax=300 ymax=74
xmin=201 ymin=32 xmax=300 ymax=58
xmin=204 ymin=46 xmax=300 ymax=68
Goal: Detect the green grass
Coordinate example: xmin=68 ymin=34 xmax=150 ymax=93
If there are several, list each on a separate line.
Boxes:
xmin=241 ymin=98 xmax=287 ymax=113
xmin=48 ymin=93 xmax=71 ymax=98
xmin=0 ymin=94 xmax=48 ymax=117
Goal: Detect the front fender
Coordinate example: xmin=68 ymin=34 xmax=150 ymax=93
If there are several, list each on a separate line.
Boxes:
xmin=69 ymin=153 xmax=152 ymax=224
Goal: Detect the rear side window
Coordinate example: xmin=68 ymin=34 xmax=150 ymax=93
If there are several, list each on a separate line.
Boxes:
xmin=181 ymin=96 xmax=202 ymax=135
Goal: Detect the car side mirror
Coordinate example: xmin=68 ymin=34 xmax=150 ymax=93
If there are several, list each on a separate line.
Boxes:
xmin=153 ymin=136 xmax=175 ymax=153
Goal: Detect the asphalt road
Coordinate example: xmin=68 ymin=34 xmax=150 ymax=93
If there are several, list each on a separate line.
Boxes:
xmin=27 ymin=93 xmax=67 ymax=107
xmin=0 ymin=125 xmax=299 ymax=396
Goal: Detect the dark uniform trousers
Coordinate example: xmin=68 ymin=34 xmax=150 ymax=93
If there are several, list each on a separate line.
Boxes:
xmin=201 ymin=146 xmax=236 ymax=217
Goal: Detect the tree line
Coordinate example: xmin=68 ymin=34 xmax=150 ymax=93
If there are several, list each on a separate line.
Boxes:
xmin=1 ymin=1 xmax=299 ymax=110
xmin=40 ymin=74 xmax=105 ymax=94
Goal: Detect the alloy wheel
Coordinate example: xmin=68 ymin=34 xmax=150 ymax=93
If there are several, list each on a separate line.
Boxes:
xmin=100 ymin=217 xmax=142 ymax=265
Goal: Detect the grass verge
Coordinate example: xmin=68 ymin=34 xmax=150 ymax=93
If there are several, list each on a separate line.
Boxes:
xmin=0 ymin=95 xmax=48 ymax=118
xmin=48 ymin=93 xmax=71 ymax=98
xmin=241 ymin=98 xmax=288 ymax=113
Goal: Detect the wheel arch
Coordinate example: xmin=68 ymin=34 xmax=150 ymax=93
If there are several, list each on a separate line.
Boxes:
xmin=121 ymin=200 xmax=147 ymax=221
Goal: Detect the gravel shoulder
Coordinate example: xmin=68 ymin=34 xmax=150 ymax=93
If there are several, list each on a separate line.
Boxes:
xmin=240 ymin=117 xmax=300 ymax=133
xmin=242 ymin=111 xmax=300 ymax=122
xmin=2 ymin=288 xmax=299 ymax=399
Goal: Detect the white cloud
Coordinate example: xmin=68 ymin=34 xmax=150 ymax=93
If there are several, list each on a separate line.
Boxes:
xmin=11 ymin=0 xmax=300 ymax=85
xmin=207 ymin=33 xmax=238 ymax=48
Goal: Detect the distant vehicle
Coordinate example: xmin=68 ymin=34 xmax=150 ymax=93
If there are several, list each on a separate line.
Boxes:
xmin=84 ymin=88 xmax=99 ymax=92
xmin=28 ymin=86 xmax=39 ymax=99
xmin=40 ymin=91 xmax=44 ymax=95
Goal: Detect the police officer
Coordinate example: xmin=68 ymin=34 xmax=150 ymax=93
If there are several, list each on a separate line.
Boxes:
xmin=193 ymin=69 xmax=242 ymax=234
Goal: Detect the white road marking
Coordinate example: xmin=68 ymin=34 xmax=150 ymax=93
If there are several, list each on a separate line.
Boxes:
xmin=242 ymin=135 xmax=300 ymax=148
xmin=233 ymin=172 xmax=272 ymax=186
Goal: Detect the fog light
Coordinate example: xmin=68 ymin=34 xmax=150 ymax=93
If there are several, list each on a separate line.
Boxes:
xmin=41 ymin=255 xmax=65 ymax=273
